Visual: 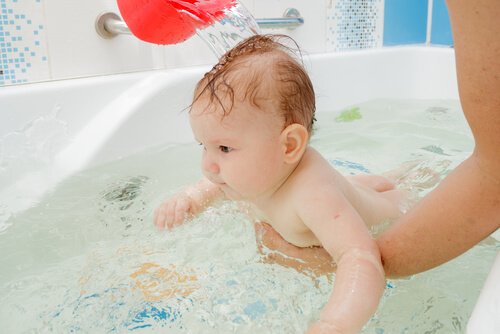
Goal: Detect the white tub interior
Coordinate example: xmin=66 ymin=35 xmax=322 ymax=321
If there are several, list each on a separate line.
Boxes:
xmin=0 ymin=46 xmax=458 ymax=183
xmin=1 ymin=46 xmax=498 ymax=332
xmin=1 ymin=47 xmax=459 ymax=216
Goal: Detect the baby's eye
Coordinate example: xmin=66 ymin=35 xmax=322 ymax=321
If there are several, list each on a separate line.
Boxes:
xmin=198 ymin=142 xmax=206 ymax=150
xmin=219 ymin=146 xmax=233 ymax=153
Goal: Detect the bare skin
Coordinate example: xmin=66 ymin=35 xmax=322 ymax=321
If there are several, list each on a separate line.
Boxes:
xmin=155 ymin=88 xmax=408 ymax=333
xmin=377 ymin=0 xmax=500 ymax=277
xmin=258 ymin=0 xmax=500 ymax=280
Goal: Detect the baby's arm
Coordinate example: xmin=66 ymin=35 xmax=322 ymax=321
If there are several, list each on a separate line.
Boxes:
xmin=298 ymin=186 xmax=385 ymax=334
xmin=154 ymin=178 xmax=224 ymax=229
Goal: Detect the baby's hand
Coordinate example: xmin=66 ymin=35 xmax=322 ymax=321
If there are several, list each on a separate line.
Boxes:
xmin=154 ymin=192 xmax=201 ymax=230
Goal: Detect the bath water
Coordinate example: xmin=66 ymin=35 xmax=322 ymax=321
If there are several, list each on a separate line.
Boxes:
xmin=0 ymin=99 xmax=497 ymax=333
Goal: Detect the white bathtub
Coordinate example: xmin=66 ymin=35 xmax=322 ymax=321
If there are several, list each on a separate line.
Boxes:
xmin=1 ymin=46 xmax=497 ymax=332
xmin=0 ymin=46 xmax=458 ymax=189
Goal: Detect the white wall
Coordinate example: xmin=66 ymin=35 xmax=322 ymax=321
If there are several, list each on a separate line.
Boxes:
xmin=0 ymin=0 xmax=386 ymax=86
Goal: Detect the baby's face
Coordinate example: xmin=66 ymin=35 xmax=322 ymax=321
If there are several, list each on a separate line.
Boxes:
xmin=190 ymin=98 xmax=287 ymax=201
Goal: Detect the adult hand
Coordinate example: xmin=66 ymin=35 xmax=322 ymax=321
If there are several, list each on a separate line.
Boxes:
xmin=255 ymin=222 xmax=336 ymax=277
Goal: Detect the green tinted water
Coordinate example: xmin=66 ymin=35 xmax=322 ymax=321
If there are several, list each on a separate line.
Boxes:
xmin=0 ymin=99 xmax=497 ymax=333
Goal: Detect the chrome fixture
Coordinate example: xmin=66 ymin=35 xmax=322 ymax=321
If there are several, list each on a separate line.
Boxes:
xmin=95 ymin=8 xmax=304 ymax=40
xmin=256 ymin=8 xmax=303 ymax=29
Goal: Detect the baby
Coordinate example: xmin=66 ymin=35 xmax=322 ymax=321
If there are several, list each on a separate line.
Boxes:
xmin=154 ymin=35 xmax=407 ymax=333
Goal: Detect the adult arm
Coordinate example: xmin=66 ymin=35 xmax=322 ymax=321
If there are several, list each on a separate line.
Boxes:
xmin=257 ymin=0 xmax=500 ymax=278
xmin=377 ymin=0 xmax=500 ymax=277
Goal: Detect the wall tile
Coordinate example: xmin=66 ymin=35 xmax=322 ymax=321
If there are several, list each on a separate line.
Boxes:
xmin=431 ymin=0 xmax=452 ymax=46
xmin=326 ymin=0 xmax=384 ymax=52
xmin=0 ymin=0 xmax=454 ymax=87
xmin=0 ymin=0 xmax=49 ymax=85
xmin=253 ymin=0 xmax=326 ymax=53
xmin=383 ymin=0 xmax=428 ymax=46
xmin=43 ymin=0 xmax=161 ymax=80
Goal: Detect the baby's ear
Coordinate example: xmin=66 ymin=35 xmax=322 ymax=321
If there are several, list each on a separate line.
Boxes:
xmin=280 ymin=123 xmax=309 ymax=164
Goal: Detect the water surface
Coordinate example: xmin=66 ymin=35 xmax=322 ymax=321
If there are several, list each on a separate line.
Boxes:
xmin=0 ymin=99 xmax=497 ymax=333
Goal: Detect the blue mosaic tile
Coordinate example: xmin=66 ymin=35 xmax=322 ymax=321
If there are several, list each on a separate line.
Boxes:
xmin=0 ymin=0 xmax=48 ymax=86
xmin=327 ymin=0 xmax=384 ymax=52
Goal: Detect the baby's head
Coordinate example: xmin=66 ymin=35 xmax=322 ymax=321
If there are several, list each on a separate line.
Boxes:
xmin=191 ymin=34 xmax=316 ymax=134
xmin=189 ymin=35 xmax=316 ymax=200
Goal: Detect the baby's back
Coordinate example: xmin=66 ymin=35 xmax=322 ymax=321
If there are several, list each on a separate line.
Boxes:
xmin=295 ymin=149 xmax=405 ymax=227
xmin=258 ymin=149 xmax=405 ymax=247
xmin=346 ymin=175 xmax=406 ymax=226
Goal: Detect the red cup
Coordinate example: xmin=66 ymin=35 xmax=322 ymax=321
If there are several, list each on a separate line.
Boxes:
xmin=117 ymin=0 xmax=236 ymax=45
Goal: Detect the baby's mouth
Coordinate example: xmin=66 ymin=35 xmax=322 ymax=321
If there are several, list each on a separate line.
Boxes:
xmin=212 ymin=180 xmax=227 ymax=188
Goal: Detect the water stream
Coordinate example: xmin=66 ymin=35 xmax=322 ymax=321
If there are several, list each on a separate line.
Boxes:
xmin=195 ymin=1 xmax=260 ymax=57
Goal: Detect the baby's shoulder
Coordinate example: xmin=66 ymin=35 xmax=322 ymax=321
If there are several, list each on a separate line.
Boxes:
xmin=284 ymin=158 xmax=341 ymax=206
xmin=294 ymin=148 xmax=340 ymax=184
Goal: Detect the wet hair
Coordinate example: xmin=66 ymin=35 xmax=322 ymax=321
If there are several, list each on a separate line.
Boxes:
xmin=192 ymin=34 xmax=316 ymax=133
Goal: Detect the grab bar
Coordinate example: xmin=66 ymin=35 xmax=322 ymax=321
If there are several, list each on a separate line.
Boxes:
xmin=96 ymin=8 xmax=304 ymax=39
xmin=254 ymin=8 xmax=304 ymax=29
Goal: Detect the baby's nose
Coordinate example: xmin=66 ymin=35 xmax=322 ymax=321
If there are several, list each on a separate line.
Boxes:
xmin=202 ymin=154 xmax=220 ymax=175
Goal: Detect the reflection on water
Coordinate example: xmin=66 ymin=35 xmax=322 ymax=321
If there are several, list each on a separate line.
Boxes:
xmin=0 ymin=99 xmax=498 ymax=333
xmin=98 ymin=175 xmax=149 ymax=234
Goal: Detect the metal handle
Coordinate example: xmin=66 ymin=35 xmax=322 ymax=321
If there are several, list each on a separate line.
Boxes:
xmin=256 ymin=8 xmax=304 ymax=29
xmin=95 ymin=8 xmax=304 ymax=39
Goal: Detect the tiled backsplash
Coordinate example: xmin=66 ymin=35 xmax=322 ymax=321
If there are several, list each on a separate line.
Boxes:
xmin=326 ymin=0 xmax=384 ymax=51
xmin=0 ymin=0 xmax=49 ymax=85
xmin=0 ymin=0 xmax=452 ymax=87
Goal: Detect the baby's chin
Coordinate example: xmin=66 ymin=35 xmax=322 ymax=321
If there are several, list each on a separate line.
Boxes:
xmin=220 ymin=184 xmax=244 ymax=201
